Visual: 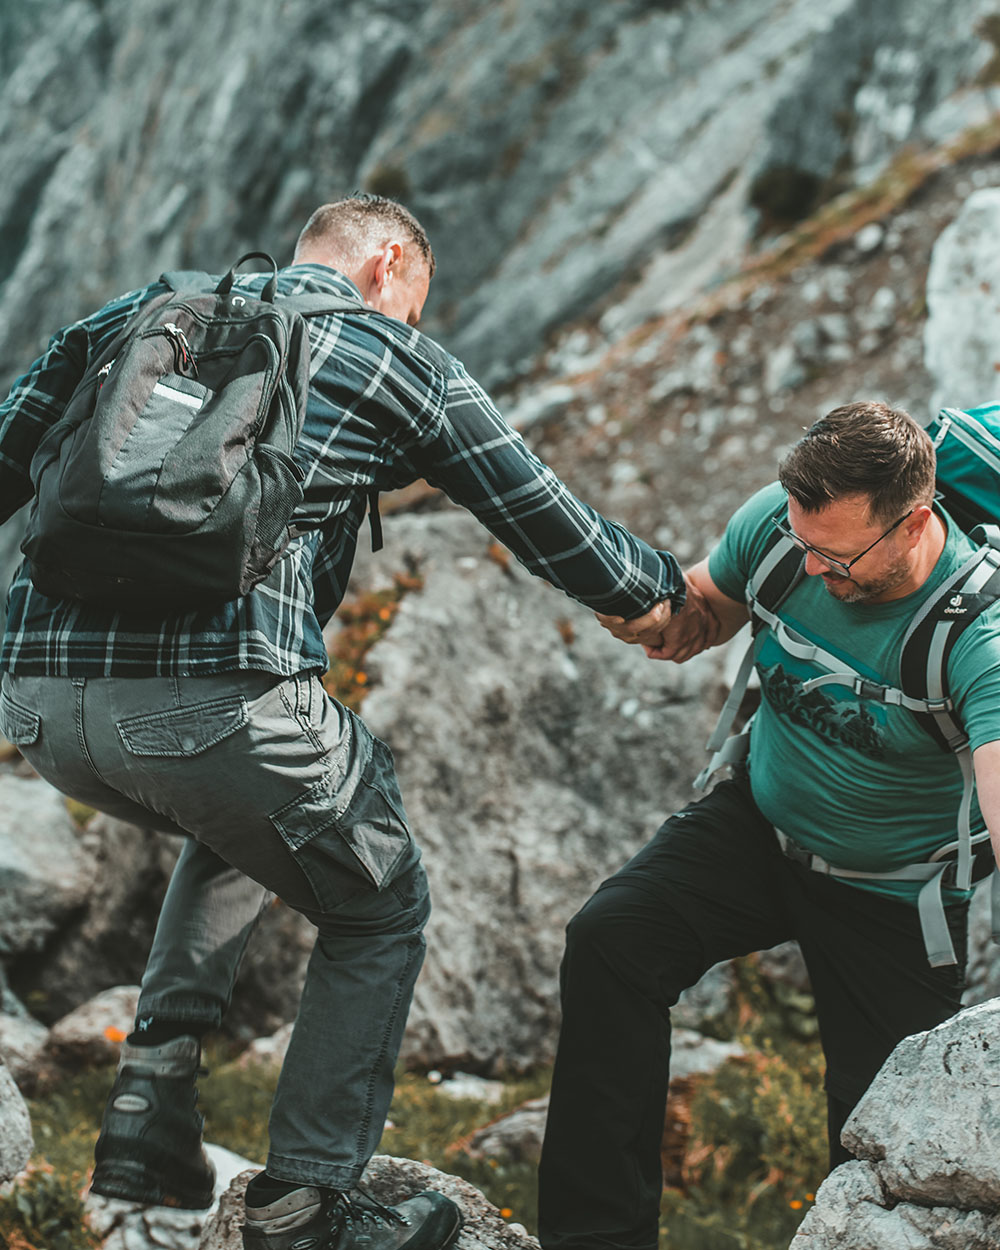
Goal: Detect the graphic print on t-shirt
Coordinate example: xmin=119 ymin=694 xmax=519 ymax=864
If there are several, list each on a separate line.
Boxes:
xmin=758 ymin=660 xmax=887 ymax=759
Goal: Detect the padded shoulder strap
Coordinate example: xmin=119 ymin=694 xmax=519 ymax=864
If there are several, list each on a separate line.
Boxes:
xmin=160 ymin=270 xmax=216 ymax=293
xmin=900 ymin=536 xmax=1000 ymax=752
xmin=746 ymin=531 xmax=806 ymax=625
xmin=280 ymin=293 xmax=373 ymax=318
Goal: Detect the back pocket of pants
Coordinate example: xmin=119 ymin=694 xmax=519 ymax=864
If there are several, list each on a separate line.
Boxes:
xmin=116 ymin=696 xmax=248 ymax=756
xmin=0 ymin=688 xmax=41 ymax=746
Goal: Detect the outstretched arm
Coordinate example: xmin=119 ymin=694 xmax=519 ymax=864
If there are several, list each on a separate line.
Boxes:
xmin=597 ymin=557 xmax=749 ymax=662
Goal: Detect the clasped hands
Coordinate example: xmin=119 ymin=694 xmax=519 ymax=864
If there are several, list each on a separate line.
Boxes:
xmin=595 ymin=576 xmax=720 ymax=662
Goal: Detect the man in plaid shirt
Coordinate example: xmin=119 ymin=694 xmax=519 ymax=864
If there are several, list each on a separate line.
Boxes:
xmin=0 ymin=196 xmax=684 ymax=1250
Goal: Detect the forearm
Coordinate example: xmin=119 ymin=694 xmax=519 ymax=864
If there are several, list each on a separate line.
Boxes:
xmin=413 ymin=399 xmax=683 ymax=616
xmin=973 ymin=741 xmax=1000 ymax=866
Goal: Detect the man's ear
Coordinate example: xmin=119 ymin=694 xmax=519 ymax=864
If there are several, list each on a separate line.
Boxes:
xmin=903 ymin=504 xmax=934 ymax=547
xmin=373 ymin=241 xmax=403 ymax=291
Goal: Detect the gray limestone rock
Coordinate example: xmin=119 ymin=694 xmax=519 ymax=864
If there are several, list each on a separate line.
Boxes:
xmin=199 ymin=1157 xmax=537 ymax=1250
xmin=0 ymin=0 xmax=994 ymax=399
xmin=0 ymin=773 xmax=96 ymax=958
xmin=86 ymin=1142 xmax=259 ymax=1250
xmin=925 ymin=186 xmax=1000 ymax=415
xmin=0 ymin=1061 xmax=32 ymax=1182
xmin=459 ymin=1029 xmax=745 ymax=1167
xmin=963 ymin=881 xmax=1000 ymax=1008
xmin=791 ymin=1159 xmax=1000 ymax=1249
xmin=842 ymin=999 xmax=1000 ymax=1210
xmin=43 ymin=984 xmax=140 ymax=1073
xmin=343 ymin=511 xmax=718 ymax=1070
xmin=0 ymin=1011 xmax=49 ymax=1090
xmin=464 ymin=1098 xmax=551 ymax=1165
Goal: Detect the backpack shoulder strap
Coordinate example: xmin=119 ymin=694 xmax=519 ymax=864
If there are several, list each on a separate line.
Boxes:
xmin=280 ymin=293 xmax=373 ymax=318
xmin=747 ymin=530 xmax=806 ymax=623
xmin=694 ymin=531 xmax=804 ymax=789
xmin=900 ymin=527 xmax=1000 ymax=752
xmin=159 ymin=270 xmax=216 ymax=294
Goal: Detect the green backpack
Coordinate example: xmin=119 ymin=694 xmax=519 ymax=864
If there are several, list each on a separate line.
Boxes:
xmin=696 ymin=404 xmax=1000 ymax=968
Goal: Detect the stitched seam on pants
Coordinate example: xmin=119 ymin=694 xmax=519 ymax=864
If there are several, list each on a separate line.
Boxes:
xmin=278 ymin=681 xmax=324 ymax=754
xmin=356 ymin=933 xmax=423 ymax=1165
xmin=72 ymin=679 xmax=104 ymax=782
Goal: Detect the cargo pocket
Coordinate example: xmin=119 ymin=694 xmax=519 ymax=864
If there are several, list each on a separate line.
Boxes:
xmin=116 ymin=696 xmax=248 ymax=756
xmin=0 ymin=688 xmax=41 ymax=747
xmin=270 ymin=735 xmax=415 ymax=912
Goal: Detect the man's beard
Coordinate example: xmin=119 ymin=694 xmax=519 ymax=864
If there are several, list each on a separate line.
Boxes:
xmin=818 ymin=553 xmax=912 ymax=604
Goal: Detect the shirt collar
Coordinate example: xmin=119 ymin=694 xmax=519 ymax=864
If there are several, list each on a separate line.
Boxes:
xmin=279 ymin=263 xmax=365 ymax=302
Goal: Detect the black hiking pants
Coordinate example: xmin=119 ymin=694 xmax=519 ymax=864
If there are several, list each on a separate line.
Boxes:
xmin=537 ymin=771 xmax=968 ymax=1250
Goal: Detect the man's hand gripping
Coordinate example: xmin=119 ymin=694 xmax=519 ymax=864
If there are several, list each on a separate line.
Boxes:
xmin=595 ymin=574 xmax=723 ymax=662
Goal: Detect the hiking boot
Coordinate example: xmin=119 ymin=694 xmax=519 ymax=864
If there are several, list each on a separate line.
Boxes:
xmin=241 ymin=1185 xmax=463 ymax=1250
xmin=90 ymin=1035 xmax=216 ymax=1209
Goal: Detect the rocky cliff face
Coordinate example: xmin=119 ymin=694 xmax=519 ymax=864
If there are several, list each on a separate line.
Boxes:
xmin=1 ymin=0 xmax=997 ymax=391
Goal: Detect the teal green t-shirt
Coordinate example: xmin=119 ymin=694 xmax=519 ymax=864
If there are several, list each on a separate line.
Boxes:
xmin=707 ymin=482 xmax=1000 ymax=904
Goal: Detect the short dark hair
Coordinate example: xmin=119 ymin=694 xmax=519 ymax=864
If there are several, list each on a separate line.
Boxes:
xmin=296 ymin=194 xmax=435 ymax=277
xmin=778 ymin=401 xmax=936 ymax=525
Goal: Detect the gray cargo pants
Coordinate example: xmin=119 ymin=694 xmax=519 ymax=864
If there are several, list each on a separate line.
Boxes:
xmin=0 ymin=669 xmax=429 ymax=1191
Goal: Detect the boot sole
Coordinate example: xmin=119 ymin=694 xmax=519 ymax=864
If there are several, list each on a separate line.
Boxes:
xmin=91 ymin=1160 xmax=215 ymax=1210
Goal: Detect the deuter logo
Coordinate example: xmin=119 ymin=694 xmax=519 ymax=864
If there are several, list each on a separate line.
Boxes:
xmin=945 ymin=594 xmax=967 ymax=615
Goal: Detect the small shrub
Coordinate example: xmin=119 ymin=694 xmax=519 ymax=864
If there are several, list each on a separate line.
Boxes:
xmin=0 ymin=1168 xmax=99 ymax=1250
xmin=324 ymin=572 xmax=424 ymax=711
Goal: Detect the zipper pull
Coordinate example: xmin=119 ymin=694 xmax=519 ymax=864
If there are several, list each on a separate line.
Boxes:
xmin=163 ymin=322 xmax=198 ymax=377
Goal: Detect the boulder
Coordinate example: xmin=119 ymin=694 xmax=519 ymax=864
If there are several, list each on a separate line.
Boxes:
xmin=794 ymin=999 xmax=1000 ymax=1247
xmin=962 ymin=876 xmax=1000 ymax=1008
xmin=462 ymin=1098 xmax=550 ymax=1166
xmin=0 ymin=1061 xmax=32 ymax=1182
xmin=457 ymin=1028 xmax=745 ymax=1170
xmin=791 ymin=1160 xmax=1000 ymax=1249
xmin=85 ymin=1142 xmax=259 ymax=1250
xmin=0 ymin=773 xmax=97 ymax=958
xmin=0 ymin=1011 xmax=48 ymax=1090
xmin=4 ymin=814 xmax=178 ymax=1025
xmin=842 ymin=998 xmax=1000 ymax=1209
xmin=236 ymin=1021 xmax=293 ymax=1070
xmin=200 ymin=1156 xmax=538 ymax=1250
xmin=0 ymin=0 xmax=995 ymax=397
xmin=341 ymin=511 xmax=719 ymax=1071
xmin=42 ymin=984 xmax=140 ymax=1073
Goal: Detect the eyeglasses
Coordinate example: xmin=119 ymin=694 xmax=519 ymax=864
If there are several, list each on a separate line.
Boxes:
xmin=770 ymin=509 xmax=913 ymax=579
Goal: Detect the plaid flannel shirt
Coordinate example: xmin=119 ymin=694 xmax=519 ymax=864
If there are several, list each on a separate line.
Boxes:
xmin=0 ymin=264 xmax=683 ymax=676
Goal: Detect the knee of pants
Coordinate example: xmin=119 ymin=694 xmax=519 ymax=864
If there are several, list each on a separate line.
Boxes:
xmin=562 ymin=882 xmax=705 ymax=1006
xmin=312 ymin=859 xmax=431 ymax=940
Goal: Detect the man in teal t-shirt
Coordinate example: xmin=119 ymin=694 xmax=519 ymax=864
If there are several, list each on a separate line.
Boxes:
xmin=538 ymin=401 xmax=1000 ymax=1250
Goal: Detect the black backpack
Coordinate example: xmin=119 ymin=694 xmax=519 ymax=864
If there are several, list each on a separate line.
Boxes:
xmin=21 ymin=253 xmax=370 ymax=612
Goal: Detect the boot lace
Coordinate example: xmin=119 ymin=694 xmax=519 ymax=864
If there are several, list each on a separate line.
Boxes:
xmin=324 ymin=1188 xmax=408 ymax=1247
